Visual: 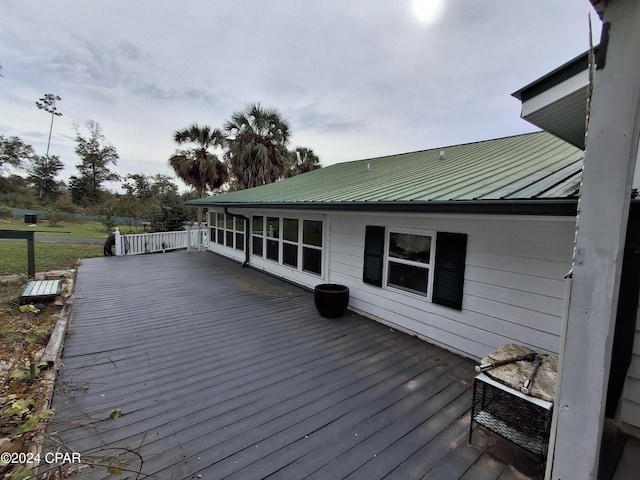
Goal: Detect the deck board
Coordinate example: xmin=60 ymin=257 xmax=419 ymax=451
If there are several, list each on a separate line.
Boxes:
xmin=47 ymin=251 xmax=538 ymax=479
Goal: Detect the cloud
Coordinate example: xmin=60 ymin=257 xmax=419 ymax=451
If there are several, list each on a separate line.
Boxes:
xmin=0 ymin=0 xmax=601 ymax=191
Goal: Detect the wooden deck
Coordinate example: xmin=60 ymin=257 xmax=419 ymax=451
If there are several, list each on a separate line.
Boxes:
xmin=45 ymin=251 xmax=545 ymax=479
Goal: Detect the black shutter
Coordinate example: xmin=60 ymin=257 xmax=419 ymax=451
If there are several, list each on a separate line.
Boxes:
xmin=363 ymin=226 xmax=385 ymax=286
xmin=433 ymin=232 xmax=467 ymax=309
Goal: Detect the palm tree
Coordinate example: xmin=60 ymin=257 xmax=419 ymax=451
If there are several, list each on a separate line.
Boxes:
xmin=286 ymin=147 xmax=321 ymax=177
xmin=169 ymin=124 xmax=229 ymax=224
xmin=224 ymin=103 xmax=290 ymax=189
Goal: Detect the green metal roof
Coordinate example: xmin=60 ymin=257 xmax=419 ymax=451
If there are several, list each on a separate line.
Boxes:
xmin=188 ymin=131 xmax=584 ymax=215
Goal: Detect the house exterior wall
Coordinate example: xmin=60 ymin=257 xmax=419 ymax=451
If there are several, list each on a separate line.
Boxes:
xmin=207 ymin=207 xmax=575 ymax=360
xmin=327 ymin=211 xmax=574 ymax=360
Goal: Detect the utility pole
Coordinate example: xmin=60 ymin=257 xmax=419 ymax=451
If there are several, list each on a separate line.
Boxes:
xmin=35 ymin=93 xmax=62 ymax=201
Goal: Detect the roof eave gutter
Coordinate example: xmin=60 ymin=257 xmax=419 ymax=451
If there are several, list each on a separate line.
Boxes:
xmin=187 ymin=199 xmax=579 ymax=216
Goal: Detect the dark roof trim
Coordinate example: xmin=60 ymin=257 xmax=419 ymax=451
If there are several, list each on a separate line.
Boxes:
xmin=186 ymin=199 xmax=580 ymax=216
xmin=512 ymin=47 xmax=597 ymax=102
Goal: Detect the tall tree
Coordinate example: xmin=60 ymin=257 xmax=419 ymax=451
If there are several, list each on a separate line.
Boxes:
xmin=148 ymin=174 xmax=180 ymax=197
xmin=286 ymin=147 xmax=321 ymax=177
xmin=122 ymin=173 xmax=154 ymax=200
xmin=115 ymin=173 xmax=183 ymax=229
xmin=0 ymin=135 xmax=34 ymax=173
xmin=70 ymin=120 xmax=119 ymax=205
xmin=27 ymin=154 xmax=64 ymax=202
xmin=224 ymin=103 xmax=291 ymax=189
xmin=35 ymin=94 xmax=62 ymax=201
xmin=169 ymin=123 xmax=229 ymax=224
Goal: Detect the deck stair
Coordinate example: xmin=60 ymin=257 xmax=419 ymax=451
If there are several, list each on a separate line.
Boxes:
xmin=20 ymin=280 xmax=61 ymax=304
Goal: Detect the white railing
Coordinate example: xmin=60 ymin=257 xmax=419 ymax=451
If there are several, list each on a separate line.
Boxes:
xmin=113 ymin=225 xmax=208 ymax=256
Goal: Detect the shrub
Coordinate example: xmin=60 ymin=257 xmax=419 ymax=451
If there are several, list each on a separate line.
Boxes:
xmin=0 ymin=204 xmax=14 ymax=219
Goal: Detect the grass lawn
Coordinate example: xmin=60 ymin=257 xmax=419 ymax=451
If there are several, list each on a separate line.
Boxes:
xmin=0 ymin=241 xmax=104 ymax=275
xmin=0 ymin=217 xmax=139 ymax=276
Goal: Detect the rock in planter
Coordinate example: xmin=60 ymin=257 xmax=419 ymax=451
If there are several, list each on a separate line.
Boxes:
xmin=314 ymin=283 xmax=350 ymax=318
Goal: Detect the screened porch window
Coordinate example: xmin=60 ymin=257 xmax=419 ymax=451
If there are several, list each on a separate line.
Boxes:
xmin=283 ymin=218 xmax=299 ymax=267
xmin=252 ymin=215 xmax=264 ymax=257
xmin=266 ymin=216 xmax=280 ymax=262
xmin=211 ymin=212 xmax=245 ymax=251
xmin=250 ymin=215 xmax=324 ymax=276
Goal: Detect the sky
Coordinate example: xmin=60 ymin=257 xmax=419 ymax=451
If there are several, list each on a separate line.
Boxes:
xmin=0 ymin=0 xmax=601 ymax=192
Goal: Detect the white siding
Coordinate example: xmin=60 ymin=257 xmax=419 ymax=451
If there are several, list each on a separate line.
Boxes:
xmin=327 ymin=212 xmax=575 ymax=360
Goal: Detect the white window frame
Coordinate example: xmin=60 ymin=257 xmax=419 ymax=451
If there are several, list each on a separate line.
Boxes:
xmin=282 ymin=217 xmax=300 ymax=268
xmin=251 ymin=215 xmax=265 ymax=257
xmin=264 ymin=215 xmax=281 ymax=262
xmin=301 ymin=219 xmax=323 ymax=276
xmin=250 ymin=214 xmax=324 ymax=277
xmin=384 ymin=227 xmax=436 ymax=300
xmin=212 ymin=211 xmax=245 ymax=251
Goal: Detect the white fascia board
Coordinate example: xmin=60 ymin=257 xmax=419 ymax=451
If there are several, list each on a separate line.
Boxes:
xmin=521 ymin=69 xmax=590 ymax=117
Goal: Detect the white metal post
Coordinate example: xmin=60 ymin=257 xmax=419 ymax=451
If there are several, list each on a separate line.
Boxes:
xmin=551 ymin=2 xmax=640 ymax=478
xmin=114 ymin=227 xmax=123 ymax=256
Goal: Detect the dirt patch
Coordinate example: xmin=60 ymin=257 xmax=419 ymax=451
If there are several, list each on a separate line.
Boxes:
xmin=0 ymin=270 xmax=75 ymax=479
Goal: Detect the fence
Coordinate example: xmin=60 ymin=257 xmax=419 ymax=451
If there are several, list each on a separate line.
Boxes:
xmin=11 ymin=208 xmax=144 ymax=226
xmin=113 ymin=226 xmax=208 ymax=256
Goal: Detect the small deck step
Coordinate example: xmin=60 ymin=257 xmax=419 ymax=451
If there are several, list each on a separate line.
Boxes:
xmin=20 ymin=280 xmax=62 ymax=304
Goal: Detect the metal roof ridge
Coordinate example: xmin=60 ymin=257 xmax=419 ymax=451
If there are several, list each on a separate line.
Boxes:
xmin=333 ymin=130 xmax=549 ymax=165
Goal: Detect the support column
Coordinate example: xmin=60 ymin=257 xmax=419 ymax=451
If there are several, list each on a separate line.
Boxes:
xmin=551 ymin=1 xmax=640 ymax=478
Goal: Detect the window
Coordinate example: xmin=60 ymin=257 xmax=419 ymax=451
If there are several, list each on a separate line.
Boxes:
xmin=252 ymin=216 xmax=263 ymax=256
xmin=250 ymin=215 xmax=323 ymax=276
xmin=216 ymin=212 xmax=225 ymax=245
xmin=234 ymin=217 xmax=245 ymax=251
xmin=387 ymin=230 xmax=434 ymax=297
xmin=266 ymin=217 xmax=280 ymax=261
xmin=225 ymin=214 xmax=234 ymax=246
xmin=362 ymin=226 xmax=467 ymax=309
xmin=211 ymin=211 xmax=245 ymax=251
xmin=283 ymin=218 xmax=299 ymax=267
xmin=302 ymin=220 xmax=322 ymax=275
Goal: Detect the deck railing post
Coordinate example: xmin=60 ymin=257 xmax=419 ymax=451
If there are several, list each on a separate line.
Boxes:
xmin=186 ymin=224 xmax=191 ymax=252
xmin=114 ymin=227 xmax=123 ymax=256
xmin=26 ymin=231 xmax=35 ymax=278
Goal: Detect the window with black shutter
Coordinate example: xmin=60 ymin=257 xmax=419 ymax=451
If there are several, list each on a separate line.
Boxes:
xmin=433 ymin=232 xmax=467 ymax=309
xmin=363 ymin=226 xmax=385 ymax=286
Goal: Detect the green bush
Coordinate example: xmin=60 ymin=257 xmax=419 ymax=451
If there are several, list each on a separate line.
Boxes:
xmin=0 ymin=204 xmax=14 ymax=219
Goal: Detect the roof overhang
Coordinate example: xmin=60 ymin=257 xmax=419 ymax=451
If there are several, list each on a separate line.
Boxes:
xmin=513 ymin=50 xmax=593 ymax=150
xmin=590 ymin=0 xmax=605 ymax=19
xmin=187 ymin=198 xmax=580 ymax=216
